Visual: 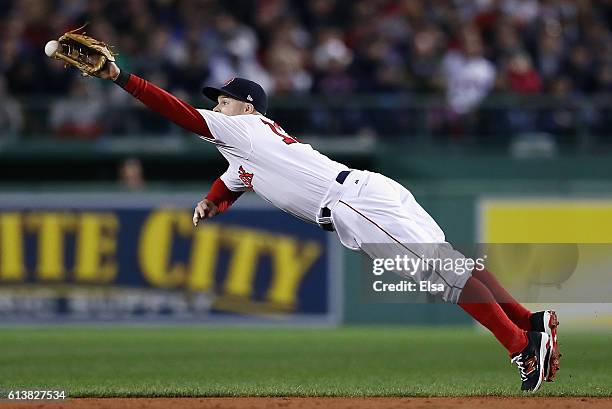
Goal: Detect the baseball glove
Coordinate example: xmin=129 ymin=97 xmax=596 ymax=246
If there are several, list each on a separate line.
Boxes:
xmin=51 ymin=25 xmax=115 ymax=77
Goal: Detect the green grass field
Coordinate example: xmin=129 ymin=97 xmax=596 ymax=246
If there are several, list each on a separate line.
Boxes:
xmin=0 ymin=327 xmax=610 ymax=397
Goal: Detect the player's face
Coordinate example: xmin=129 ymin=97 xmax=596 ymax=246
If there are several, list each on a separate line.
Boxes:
xmin=213 ymin=95 xmax=254 ymax=116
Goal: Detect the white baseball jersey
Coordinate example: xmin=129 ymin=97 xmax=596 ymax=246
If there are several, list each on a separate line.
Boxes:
xmin=196 ymin=109 xmax=471 ymax=303
xmin=197 ymin=109 xmax=349 ymax=223
xmin=442 ymin=51 xmax=495 ymax=115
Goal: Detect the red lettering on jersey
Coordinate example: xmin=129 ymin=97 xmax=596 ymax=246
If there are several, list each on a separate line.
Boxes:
xmin=261 ymin=119 xmax=299 ymax=145
xmin=238 ymin=165 xmax=254 ymax=188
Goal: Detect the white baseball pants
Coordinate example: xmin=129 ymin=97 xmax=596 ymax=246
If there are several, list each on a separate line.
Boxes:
xmin=318 ymin=170 xmax=471 ymax=303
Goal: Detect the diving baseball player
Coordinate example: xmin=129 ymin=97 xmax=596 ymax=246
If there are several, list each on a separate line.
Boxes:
xmin=92 ymin=61 xmax=560 ymax=392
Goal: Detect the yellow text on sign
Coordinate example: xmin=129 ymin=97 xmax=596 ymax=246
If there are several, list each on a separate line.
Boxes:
xmin=138 ymin=209 xmax=322 ymax=308
xmin=0 ymin=212 xmax=118 ymax=282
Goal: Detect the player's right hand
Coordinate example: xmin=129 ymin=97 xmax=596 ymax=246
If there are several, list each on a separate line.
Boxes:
xmin=193 ymin=199 xmax=219 ymax=226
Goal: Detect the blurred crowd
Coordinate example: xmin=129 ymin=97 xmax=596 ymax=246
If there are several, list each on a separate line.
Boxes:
xmin=0 ymin=0 xmax=611 ymax=142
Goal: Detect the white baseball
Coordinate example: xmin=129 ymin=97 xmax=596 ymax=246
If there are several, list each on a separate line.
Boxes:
xmin=44 ymin=40 xmax=60 ymax=57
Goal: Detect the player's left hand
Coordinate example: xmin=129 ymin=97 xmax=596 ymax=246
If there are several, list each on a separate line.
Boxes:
xmin=193 ymin=199 xmax=219 ymax=226
xmin=96 ymin=60 xmax=120 ymax=81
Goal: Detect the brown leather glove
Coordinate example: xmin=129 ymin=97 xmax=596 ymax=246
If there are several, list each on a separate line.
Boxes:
xmin=48 ymin=25 xmax=116 ymax=77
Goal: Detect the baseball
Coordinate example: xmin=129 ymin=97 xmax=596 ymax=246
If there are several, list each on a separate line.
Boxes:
xmin=44 ymin=40 xmax=59 ymax=57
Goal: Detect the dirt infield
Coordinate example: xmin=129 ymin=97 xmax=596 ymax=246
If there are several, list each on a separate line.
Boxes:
xmin=2 ymin=397 xmax=611 ymax=409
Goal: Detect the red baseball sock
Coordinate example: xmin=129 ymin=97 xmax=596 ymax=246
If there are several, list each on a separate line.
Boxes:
xmin=472 ymin=267 xmax=533 ymax=331
xmin=458 ymin=276 xmax=528 ymax=355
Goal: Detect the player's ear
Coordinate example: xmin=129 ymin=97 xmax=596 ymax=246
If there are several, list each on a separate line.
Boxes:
xmin=244 ymin=103 xmax=255 ymax=114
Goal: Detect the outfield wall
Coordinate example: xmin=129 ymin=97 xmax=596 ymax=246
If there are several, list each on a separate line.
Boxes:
xmin=0 ymin=193 xmax=342 ymax=325
xmin=2 ymin=154 xmax=612 ymax=326
xmin=2 ymin=180 xmax=611 ymax=327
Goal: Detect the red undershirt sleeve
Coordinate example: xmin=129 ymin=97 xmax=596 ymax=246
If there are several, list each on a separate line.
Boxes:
xmin=114 ymin=70 xmax=214 ymax=139
xmin=205 ymin=177 xmax=243 ymax=213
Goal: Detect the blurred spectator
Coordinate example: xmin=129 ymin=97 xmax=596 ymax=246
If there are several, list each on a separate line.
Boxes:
xmin=265 ymin=19 xmax=312 ymax=94
xmin=312 ymin=28 xmax=355 ymax=94
xmin=562 ymin=45 xmax=597 ymax=94
xmin=0 ymin=78 xmax=23 ymax=137
xmin=118 ymin=157 xmax=145 ymax=191
xmin=503 ymin=53 xmax=542 ymax=134
xmin=505 ymin=53 xmax=542 ymax=94
xmin=310 ymin=29 xmax=360 ymax=134
xmin=295 ymin=0 xmax=344 ymax=31
xmin=432 ymin=26 xmax=496 ymax=139
xmin=539 ymin=76 xmax=577 ymax=139
xmin=442 ymin=26 xmax=496 ymax=116
xmin=50 ymin=80 xmax=104 ymax=139
xmin=535 ymin=29 xmax=564 ymax=88
xmin=494 ymin=19 xmax=523 ymax=61
xmin=408 ymin=24 xmax=445 ymax=92
xmin=596 ymin=63 xmax=612 ymax=94
xmin=206 ymin=13 xmax=272 ymax=94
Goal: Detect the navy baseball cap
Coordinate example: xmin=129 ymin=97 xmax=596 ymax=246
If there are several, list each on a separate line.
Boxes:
xmin=202 ymin=77 xmax=268 ymax=115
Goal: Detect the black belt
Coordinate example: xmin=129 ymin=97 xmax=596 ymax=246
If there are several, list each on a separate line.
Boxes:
xmin=335 ymin=170 xmax=351 ymax=184
xmin=319 ymin=170 xmax=351 ymax=232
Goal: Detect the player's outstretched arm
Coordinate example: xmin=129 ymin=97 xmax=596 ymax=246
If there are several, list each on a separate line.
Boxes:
xmin=193 ymin=177 xmax=243 ymax=226
xmin=98 ymin=62 xmax=214 ymax=139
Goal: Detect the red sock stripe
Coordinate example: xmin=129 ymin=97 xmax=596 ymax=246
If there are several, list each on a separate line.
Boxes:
xmin=459 ymin=277 xmax=528 ymax=355
xmin=472 ymin=267 xmax=533 ymax=330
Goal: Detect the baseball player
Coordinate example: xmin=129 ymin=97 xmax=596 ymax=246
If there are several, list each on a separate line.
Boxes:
xmin=94 ymin=62 xmax=559 ymax=392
